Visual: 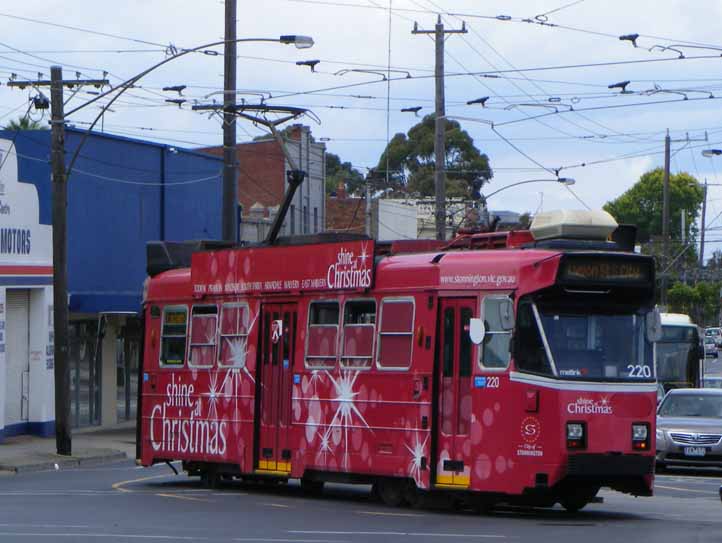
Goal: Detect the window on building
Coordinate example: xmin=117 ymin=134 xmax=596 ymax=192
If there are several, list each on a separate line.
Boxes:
xmin=341 ymin=300 xmax=376 ymax=369
xmin=314 ymin=207 xmax=318 ymax=233
xmin=306 ymin=301 xmax=339 ymax=369
xmin=219 ymin=303 xmax=250 ymax=367
xmin=377 ymin=298 xmax=415 ymax=369
xmin=189 ymin=306 xmax=218 ymax=368
xmin=160 ymin=306 xmax=188 ymax=366
xmin=480 ymin=297 xmax=512 ymax=369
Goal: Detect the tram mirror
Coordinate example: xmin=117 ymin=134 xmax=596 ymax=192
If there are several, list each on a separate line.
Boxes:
xmin=645 ymin=307 xmax=663 ymax=343
xmin=499 ymin=299 xmax=515 ymax=331
xmin=469 ymin=318 xmax=485 ymax=345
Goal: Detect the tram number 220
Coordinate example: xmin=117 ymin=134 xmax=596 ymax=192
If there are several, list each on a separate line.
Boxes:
xmin=626 ymin=364 xmax=652 ymax=378
xmin=486 ymin=376 xmax=500 ymax=388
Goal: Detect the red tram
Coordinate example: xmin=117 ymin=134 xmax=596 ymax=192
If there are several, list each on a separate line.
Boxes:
xmin=137 ymin=211 xmax=659 ymax=511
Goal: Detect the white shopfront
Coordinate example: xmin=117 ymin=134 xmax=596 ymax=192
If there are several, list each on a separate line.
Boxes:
xmin=0 ymin=138 xmax=53 ymax=439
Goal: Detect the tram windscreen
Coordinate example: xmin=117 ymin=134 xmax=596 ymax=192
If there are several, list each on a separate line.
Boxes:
xmin=515 ymin=302 xmax=654 ymax=381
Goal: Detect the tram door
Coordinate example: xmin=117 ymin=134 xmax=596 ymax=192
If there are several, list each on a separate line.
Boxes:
xmin=256 ymin=303 xmax=297 ymax=473
xmin=434 ymin=298 xmax=475 ymax=488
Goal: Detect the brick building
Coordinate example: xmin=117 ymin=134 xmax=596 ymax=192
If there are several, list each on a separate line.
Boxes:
xmin=203 ymin=125 xmax=326 ymax=242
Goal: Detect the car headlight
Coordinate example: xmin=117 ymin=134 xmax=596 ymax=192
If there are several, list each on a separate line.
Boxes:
xmin=655 ymin=428 xmax=665 ymax=443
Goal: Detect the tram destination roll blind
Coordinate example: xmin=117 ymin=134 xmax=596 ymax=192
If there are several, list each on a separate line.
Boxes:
xmin=558 ymin=256 xmax=652 ymax=285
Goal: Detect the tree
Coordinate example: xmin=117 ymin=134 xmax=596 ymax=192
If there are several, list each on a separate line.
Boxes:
xmin=3 ymin=116 xmax=46 ymax=130
xmin=326 ymin=152 xmax=364 ymax=196
xmin=668 ymin=280 xmax=720 ymax=326
xmin=604 ymin=168 xmax=704 ymax=244
xmin=373 ymin=114 xmax=492 ymax=198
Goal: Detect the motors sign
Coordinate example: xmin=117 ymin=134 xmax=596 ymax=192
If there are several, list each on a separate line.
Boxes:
xmin=0 ymin=140 xmax=52 ymax=265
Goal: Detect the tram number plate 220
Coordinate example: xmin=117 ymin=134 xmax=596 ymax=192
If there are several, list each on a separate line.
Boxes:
xmin=683 ymin=446 xmax=707 ymax=457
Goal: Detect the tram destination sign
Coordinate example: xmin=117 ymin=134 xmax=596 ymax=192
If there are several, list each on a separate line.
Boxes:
xmin=558 ymin=255 xmax=653 ymax=285
xmin=191 ymin=240 xmax=375 ymax=296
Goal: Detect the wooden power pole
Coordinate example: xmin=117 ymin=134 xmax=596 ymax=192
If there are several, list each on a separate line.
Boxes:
xmin=223 ymin=0 xmax=238 ymax=242
xmin=413 ymin=16 xmax=466 ymax=240
xmin=9 ymin=67 xmax=108 ymax=455
xmin=49 ymin=66 xmax=71 ymax=456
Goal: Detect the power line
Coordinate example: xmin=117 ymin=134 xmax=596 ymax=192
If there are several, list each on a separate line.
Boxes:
xmin=0 ymin=11 xmax=167 ymax=49
xmin=535 ymin=0 xmax=586 ymax=18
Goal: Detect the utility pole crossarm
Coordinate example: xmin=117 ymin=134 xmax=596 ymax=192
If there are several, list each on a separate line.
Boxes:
xmin=7 ymin=79 xmax=109 ymax=89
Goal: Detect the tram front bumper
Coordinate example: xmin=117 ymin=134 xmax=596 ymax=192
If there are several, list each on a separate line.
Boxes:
xmin=562 ymin=453 xmax=655 ymax=496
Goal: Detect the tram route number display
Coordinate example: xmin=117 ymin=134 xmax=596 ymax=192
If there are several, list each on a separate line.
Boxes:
xmin=626 ymin=364 xmax=652 ymax=378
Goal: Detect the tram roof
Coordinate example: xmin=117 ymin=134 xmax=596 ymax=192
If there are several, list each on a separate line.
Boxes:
xmin=145 ymin=230 xmax=650 ymax=302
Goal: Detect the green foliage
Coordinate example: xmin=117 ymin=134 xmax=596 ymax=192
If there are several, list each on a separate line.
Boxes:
xmin=668 ymin=280 xmax=721 ymax=326
xmin=604 ymin=168 xmax=703 ymax=243
xmin=372 ymin=114 xmax=492 ymax=197
xmin=326 ymin=152 xmax=364 ymax=195
xmin=2 ymin=116 xmax=46 ymax=130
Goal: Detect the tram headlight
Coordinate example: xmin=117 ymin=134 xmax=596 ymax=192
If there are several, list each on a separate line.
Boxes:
xmin=566 ymin=422 xmax=586 ymax=449
xmin=632 ymin=422 xmax=650 ymax=450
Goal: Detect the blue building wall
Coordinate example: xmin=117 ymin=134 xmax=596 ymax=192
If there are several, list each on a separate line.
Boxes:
xmin=0 ymin=128 xmax=223 ymax=313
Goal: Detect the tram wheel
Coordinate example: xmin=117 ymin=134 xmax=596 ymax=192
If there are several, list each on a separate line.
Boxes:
xmin=402 ymin=480 xmax=422 ymax=508
xmin=559 ymin=486 xmax=598 ymax=513
xmin=200 ymin=469 xmax=221 ymax=489
xmin=377 ymin=479 xmax=406 ymax=507
xmin=300 ymin=478 xmax=324 ymax=496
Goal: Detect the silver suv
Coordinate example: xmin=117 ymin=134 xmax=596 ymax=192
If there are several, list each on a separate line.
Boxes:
xmin=656 ymin=388 xmax=722 ymax=469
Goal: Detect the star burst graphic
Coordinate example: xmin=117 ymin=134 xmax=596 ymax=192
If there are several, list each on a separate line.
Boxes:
xmin=405 ymin=433 xmax=429 ymax=486
xmin=223 ymin=336 xmax=255 ymax=383
xmin=201 ymin=370 xmax=222 ymax=421
xmin=357 ymin=242 xmax=369 ymax=267
xmin=322 ymin=370 xmax=371 ymax=468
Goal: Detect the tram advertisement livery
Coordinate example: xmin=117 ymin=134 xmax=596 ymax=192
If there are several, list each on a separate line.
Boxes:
xmin=191 ymin=240 xmax=374 ymax=295
xmin=140 ymin=211 xmax=658 ymax=512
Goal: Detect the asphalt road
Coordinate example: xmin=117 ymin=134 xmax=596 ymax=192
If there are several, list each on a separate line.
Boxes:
xmin=0 ymin=461 xmax=719 ymax=543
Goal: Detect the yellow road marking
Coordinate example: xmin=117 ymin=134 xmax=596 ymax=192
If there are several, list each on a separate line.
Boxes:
xmin=111 ymin=474 xmax=173 ymax=493
xmin=357 ymin=510 xmax=422 ymax=517
xmin=156 ymin=492 xmax=211 ymax=502
xmin=655 ymin=484 xmax=713 ymax=494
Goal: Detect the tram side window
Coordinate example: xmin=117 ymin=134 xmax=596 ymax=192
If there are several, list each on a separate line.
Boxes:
xmin=377 ymin=298 xmax=414 ymax=370
xmin=189 ymin=306 xmax=218 ymax=368
xmin=341 ymin=300 xmax=376 ymax=369
xmin=514 ymin=302 xmax=552 ymax=376
xmin=160 ymin=307 xmax=188 ymax=366
xmin=306 ymin=301 xmax=340 ymax=369
xmin=219 ymin=303 xmax=250 ymax=367
xmin=481 ymin=297 xmax=512 ymax=369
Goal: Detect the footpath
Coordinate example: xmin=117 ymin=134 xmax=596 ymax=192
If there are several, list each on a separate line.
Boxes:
xmin=0 ymin=422 xmax=135 ymax=474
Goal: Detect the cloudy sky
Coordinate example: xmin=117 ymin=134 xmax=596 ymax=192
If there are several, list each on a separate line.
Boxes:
xmin=2 ymin=0 xmax=722 ymax=255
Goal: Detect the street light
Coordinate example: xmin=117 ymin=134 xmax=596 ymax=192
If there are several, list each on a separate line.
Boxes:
xmin=702 ymin=149 xmax=722 ymax=157
xmin=483 ymin=177 xmax=576 ymax=200
xmin=280 ymin=35 xmax=315 ymax=48
xmin=35 ymin=33 xmax=314 ymax=456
